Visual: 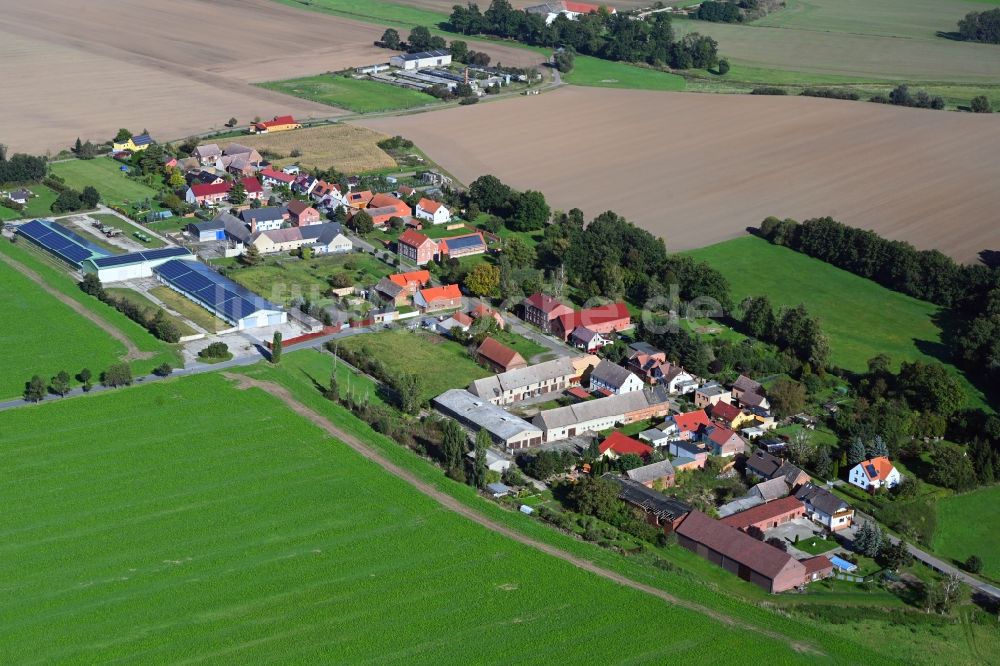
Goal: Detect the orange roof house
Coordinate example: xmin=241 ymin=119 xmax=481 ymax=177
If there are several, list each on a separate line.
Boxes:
xmin=388 ymin=269 xmax=431 ymax=292
xmin=346 ymin=190 xmax=375 ymax=209
xmin=848 ymin=456 xmax=901 ymax=491
xmin=476 ymin=337 xmax=528 ymax=373
xmin=415 ymin=283 xmax=462 ymax=313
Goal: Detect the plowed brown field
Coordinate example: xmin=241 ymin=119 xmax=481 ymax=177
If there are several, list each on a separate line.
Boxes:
xmin=0 ymin=0 xmax=391 ymax=153
xmin=356 ymin=87 xmax=1000 ymax=262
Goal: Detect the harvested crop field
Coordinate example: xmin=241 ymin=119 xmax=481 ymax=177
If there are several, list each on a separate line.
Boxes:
xmin=224 ymin=124 xmax=396 ymax=172
xmin=0 ymin=0 xmax=393 ymax=154
xmin=357 ymin=87 xmax=1000 ymax=262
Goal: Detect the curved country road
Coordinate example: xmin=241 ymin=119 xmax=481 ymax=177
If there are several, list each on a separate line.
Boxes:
xmin=226 ymin=373 xmax=822 ymax=656
xmin=0 ymin=250 xmax=154 ymax=361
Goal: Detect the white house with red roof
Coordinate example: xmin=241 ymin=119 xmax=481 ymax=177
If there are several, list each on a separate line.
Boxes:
xmin=415 ymin=197 xmax=451 ymax=224
xmin=259 ymin=167 xmax=295 ymax=188
xmin=249 ymin=115 xmax=301 ymax=134
xmin=848 ymin=456 xmax=901 ymax=491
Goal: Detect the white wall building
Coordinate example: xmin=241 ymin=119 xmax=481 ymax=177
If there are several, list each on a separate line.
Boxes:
xmin=390 ymin=49 xmax=452 ymax=70
xmin=848 ymin=457 xmax=901 ymax=491
xmin=82 ymin=247 xmax=194 ymax=283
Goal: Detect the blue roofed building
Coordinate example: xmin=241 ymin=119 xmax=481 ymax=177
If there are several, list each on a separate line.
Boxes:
xmin=15 ymin=219 xmax=110 ymax=267
xmin=153 ymin=258 xmax=286 ymax=331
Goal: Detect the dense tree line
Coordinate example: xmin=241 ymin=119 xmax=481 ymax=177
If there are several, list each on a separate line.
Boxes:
xmin=956 ymin=8 xmax=1000 ymax=44
xmin=0 ymin=145 xmax=47 ymax=185
xmin=466 ymin=175 xmax=550 ymax=231
xmin=79 ymin=274 xmax=181 ymax=343
xmin=800 ymin=88 xmax=860 ymax=101
xmin=757 ymin=216 xmax=994 ymax=308
xmin=448 ymin=1 xmax=718 ymax=69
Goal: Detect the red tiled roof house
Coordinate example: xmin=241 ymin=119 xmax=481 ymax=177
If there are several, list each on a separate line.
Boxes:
xmin=476 ymin=337 xmax=528 ymax=373
xmin=553 ymin=302 xmax=631 ymax=341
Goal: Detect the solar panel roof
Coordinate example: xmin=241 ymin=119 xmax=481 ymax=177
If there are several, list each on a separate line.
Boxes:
xmin=444 ymin=235 xmax=484 ymax=251
xmin=91 ymin=247 xmax=190 ymax=268
xmin=153 ymin=259 xmax=281 ymax=322
xmin=17 ymin=219 xmax=109 ymax=266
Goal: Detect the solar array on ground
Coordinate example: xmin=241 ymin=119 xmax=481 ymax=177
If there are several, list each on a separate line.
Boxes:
xmin=90 ymin=247 xmax=190 ymax=268
xmin=16 ymin=219 xmax=108 ymax=266
xmin=153 ymin=259 xmax=281 ymax=323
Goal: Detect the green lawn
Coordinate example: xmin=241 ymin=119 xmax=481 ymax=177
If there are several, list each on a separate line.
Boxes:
xmin=92 ymin=213 xmax=165 ymax=248
xmin=271 ymin=0 xmax=447 ymax=29
xmin=563 ymin=56 xmax=686 ymax=91
xmin=686 ymin=236 xmax=985 ymax=407
xmin=933 ymin=485 xmax=1000 ymax=581
xmin=0 ymin=372 xmax=802 ymax=663
xmin=0 ymin=185 xmax=60 ymax=221
xmin=339 ymin=328 xmax=490 ymax=403
xmin=105 ymin=287 xmax=195 ymax=337
xmin=149 ymin=286 xmax=228 ymax=333
xmin=50 ymin=158 xmax=161 ymax=208
xmin=0 ymin=240 xmax=181 ymax=384
xmin=795 ymin=536 xmax=839 ymax=555
xmin=225 ymin=251 xmax=388 ymax=307
xmin=0 ymin=258 xmax=127 ymax=400
xmin=258 ymin=75 xmax=439 ymax=113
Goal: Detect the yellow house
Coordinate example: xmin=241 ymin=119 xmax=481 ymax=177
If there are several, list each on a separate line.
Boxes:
xmin=112 ymin=133 xmax=154 ymax=153
xmin=249 ymin=115 xmax=301 ymax=134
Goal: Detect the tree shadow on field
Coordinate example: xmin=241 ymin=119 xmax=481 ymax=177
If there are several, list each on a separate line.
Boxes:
xmin=935 ymin=31 xmax=966 ymax=42
xmin=298 ymin=368 xmax=326 ymax=396
xmin=979 ymin=249 xmax=1000 ymax=269
xmin=913 ymin=338 xmax=953 ymax=365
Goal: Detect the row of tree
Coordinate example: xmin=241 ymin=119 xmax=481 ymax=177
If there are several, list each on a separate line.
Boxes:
xmin=448 ymin=1 xmax=719 ymax=69
xmin=739 ymin=297 xmax=830 ymax=368
xmin=79 ymin=274 xmax=181 ymax=343
xmin=23 ymin=364 xmax=135 ymax=402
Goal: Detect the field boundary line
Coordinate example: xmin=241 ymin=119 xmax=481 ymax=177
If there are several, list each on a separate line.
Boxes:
xmin=225 ymin=372 xmax=823 ymax=656
xmin=0 ymin=248 xmax=153 ymax=361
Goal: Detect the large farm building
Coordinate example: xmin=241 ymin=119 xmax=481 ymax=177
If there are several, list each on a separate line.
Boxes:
xmin=153 ymin=259 xmax=286 ymax=331
xmin=82 ymin=247 xmax=193 ymax=282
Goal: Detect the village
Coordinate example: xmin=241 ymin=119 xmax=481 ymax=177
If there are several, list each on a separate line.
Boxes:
xmin=2 ymin=109 xmax=976 ymax=601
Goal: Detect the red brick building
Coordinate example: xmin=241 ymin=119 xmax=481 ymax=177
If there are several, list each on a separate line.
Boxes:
xmin=398 ymin=229 xmax=439 ymax=265
xmin=522 ymin=292 xmax=573 ymax=332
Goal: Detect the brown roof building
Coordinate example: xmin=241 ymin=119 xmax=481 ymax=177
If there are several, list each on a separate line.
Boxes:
xmin=719 ymin=495 xmax=806 ymax=532
xmin=476 ymin=337 xmax=527 ymax=373
xmin=676 ymin=510 xmax=808 ymax=593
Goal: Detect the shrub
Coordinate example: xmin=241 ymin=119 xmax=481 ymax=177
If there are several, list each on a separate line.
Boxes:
xmin=751 ymin=86 xmax=787 ymax=95
xmin=459 ymin=96 xmax=479 ymax=105
xmin=964 ymin=555 xmax=983 ymax=574
xmin=801 ymin=88 xmax=860 ymax=101
xmin=199 ymin=341 xmax=230 ymax=359
xmin=970 ymin=96 xmax=993 ymax=113
xmin=153 ymin=363 xmax=173 ymax=377
xmin=101 ymin=362 xmax=133 ymax=387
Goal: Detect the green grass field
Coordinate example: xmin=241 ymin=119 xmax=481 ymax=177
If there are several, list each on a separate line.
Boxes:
xmin=226 ymin=251 xmax=389 ymax=307
xmin=563 ymin=56 xmax=686 ymax=91
xmin=272 ymin=0 xmax=447 ymax=29
xmin=0 ymin=184 xmax=60 ymax=221
xmin=0 ymin=258 xmax=127 ymax=399
xmin=488 ymin=328 xmax=551 ymax=363
xmin=933 ymin=486 xmax=1000 ymax=580
xmin=686 ymin=236 xmax=985 ymax=406
xmin=339 ymin=328 xmax=489 ymax=403
xmin=674 ymin=0 xmax=1000 ymax=89
xmin=0 ymin=239 xmax=181 ymax=384
xmin=50 ymin=158 xmax=161 ymax=208
xmin=0 ymin=372 xmax=814 ymax=663
xmin=259 ymin=75 xmax=440 ymax=113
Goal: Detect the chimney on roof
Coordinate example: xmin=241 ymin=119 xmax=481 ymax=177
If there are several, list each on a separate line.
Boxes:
xmin=249 ymin=217 xmax=257 ymax=234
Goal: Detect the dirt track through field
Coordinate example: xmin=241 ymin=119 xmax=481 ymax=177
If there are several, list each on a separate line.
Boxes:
xmin=357 ymin=86 xmax=1000 ymax=263
xmin=225 ymin=372 xmax=822 ymax=656
xmin=0 ymin=251 xmax=152 ymax=361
